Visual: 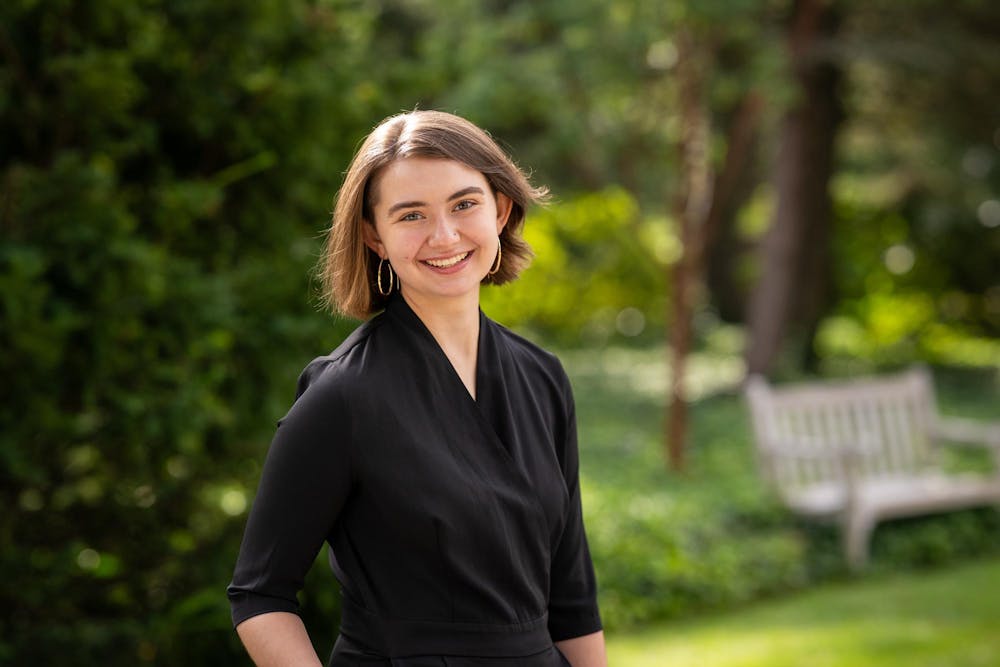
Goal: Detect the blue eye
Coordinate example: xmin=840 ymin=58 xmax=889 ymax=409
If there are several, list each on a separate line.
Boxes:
xmin=400 ymin=211 xmax=423 ymax=221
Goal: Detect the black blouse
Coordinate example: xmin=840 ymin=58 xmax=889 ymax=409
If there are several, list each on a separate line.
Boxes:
xmin=227 ymin=294 xmax=601 ymax=665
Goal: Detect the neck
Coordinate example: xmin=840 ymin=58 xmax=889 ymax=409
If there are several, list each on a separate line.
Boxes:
xmin=401 ymin=288 xmax=482 ymax=399
xmin=400 ymin=288 xmax=481 ymax=353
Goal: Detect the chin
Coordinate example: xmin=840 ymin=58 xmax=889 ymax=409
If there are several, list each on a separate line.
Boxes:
xmin=409 ymin=281 xmax=483 ymax=301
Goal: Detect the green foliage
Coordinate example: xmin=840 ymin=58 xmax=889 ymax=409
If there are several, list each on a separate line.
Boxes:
xmin=3 ymin=0 xmax=999 ymax=664
xmin=566 ymin=350 xmax=1000 ymax=631
xmin=872 ymin=510 xmax=1000 ymax=569
xmin=482 ymin=187 xmax=668 ymax=346
xmin=573 ymin=372 xmax=816 ymax=631
xmin=815 ymin=193 xmax=1000 ymax=371
xmin=0 ymin=1 xmax=387 ymax=663
xmin=812 ymin=0 xmax=1000 ymax=372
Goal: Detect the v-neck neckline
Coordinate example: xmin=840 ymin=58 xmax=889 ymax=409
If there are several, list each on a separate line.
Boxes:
xmin=385 ymin=293 xmax=521 ymax=465
xmin=385 ymin=293 xmax=486 ymax=404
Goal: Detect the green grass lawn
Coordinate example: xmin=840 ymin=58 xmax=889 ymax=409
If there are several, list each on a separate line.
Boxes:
xmin=606 ymin=557 xmax=1000 ymax=667
xmin=558 ymin=346 xmax=1000 ymax=630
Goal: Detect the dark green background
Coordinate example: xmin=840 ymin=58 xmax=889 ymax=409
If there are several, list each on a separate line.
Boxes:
xmin=2 ymin=1 xmax=998 ymax=664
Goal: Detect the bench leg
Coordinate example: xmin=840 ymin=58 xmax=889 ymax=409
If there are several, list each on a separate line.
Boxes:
xmin=844 ymin=511 xmax=875 ymax=571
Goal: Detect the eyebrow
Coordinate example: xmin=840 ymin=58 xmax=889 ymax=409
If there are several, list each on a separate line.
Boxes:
xmin=386 ymin=186 xmax=486 ymax=216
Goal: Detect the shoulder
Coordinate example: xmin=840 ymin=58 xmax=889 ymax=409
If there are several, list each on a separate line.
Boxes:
xmin=282 ymin=314 xmax=387 ymax=421
xmin=298 ymin=319 xmax=374 ymax=388
xmin=486 ymin=317 xmax=573 ymax=401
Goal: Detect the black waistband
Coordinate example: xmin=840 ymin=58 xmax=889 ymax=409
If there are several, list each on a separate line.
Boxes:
xmin=338 ymin=596 xmax=553 ymax=658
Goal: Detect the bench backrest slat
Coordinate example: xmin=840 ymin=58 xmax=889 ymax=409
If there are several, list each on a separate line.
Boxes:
xmin=746 ymin=368 xmax=937 ymax=490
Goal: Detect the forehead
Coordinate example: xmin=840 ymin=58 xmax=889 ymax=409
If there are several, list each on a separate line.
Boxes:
xmin=371 ymin=157 xmax=490 ymax=206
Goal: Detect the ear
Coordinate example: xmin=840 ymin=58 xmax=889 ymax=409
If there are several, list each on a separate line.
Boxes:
xmin=494 ymin=192 xmax=513 ymax=234
xmin=361 ymin=219 xmax=385 ymax=257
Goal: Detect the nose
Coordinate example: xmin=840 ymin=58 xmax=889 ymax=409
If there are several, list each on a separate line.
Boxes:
xmin=428 ymin=212 xmax=460 ymax=246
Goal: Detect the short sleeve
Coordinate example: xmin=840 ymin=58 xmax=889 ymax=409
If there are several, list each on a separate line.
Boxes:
xmin=226 ymin=362 xmax=352 ymax=628
xmin=547 ymin=372 xmax=603 ymax=641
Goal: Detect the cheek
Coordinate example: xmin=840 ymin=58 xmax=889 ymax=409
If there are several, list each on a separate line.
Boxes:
xmin=385 ymin=233 xmax=420 ymax=262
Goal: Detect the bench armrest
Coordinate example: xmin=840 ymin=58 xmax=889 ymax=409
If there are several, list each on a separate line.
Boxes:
xmin=932 ymin=416 xmax=1000 ymax=448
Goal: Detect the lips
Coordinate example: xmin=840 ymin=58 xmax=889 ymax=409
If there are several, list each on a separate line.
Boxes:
xmin=422 ymin=251 xmax=471 ymax=268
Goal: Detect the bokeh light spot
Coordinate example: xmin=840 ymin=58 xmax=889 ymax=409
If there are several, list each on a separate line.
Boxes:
xmin=166 ymin=456 xmax=190 ymax=479
xmin=646 ymin=41 xmax=678 ymax=70
xmin=134 ymin=485 xmax=156 ymax=508
xmin=616 ymin=308 xmax=646 ymax=337
xmin=884 ymin=244 xmax=915 ymax=275
xmin=77 ymin=548 xmax=101 ymax=571
xmin=976 ymin=200 xmax=1000 ymax=228
xmin=220 ymin=488 xmax=248 ymax=516
xmin=961 ymin=146 xmax=993 ymax=178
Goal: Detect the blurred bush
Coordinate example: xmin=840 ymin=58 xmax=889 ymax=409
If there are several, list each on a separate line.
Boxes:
xmin=0 ymin=2 xmax=381 ymax=663
xmin=482 ymin=187 xmax=670 ymax=346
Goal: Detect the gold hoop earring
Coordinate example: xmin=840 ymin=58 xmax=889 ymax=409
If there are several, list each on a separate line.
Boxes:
xmin=488 ymin=238 xmax=502 ymax=276
xmin=377 ymin=257 xmax=395 ymax=296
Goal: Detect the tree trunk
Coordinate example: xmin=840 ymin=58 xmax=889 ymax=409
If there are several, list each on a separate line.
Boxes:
xmin=745 ymin=0 xmax=843 ymax=377
xmin=665 ymin=49 xmax=764 ymax=471
xmin=666 ymin=29 xmax=712 ymax=472
xmin=704 ymin=93 xmax=765 ymax=323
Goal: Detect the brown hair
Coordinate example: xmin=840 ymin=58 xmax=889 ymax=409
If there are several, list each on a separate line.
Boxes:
xmin=319 ymin=110 xmax=548 ymax=319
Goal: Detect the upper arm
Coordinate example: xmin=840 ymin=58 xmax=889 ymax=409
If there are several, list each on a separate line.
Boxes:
xmin=547 ymin=362 xmax=602 ymax=641
xmin=227 ymin=373 xmax=353 ymax=627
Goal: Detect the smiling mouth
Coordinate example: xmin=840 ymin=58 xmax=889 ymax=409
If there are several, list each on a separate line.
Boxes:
xmin=423 ymin=251 xmax=471 ymax=268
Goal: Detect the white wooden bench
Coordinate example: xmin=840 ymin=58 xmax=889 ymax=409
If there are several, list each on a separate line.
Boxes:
xmin=745 ymin=367 xmax=1000 ymax=570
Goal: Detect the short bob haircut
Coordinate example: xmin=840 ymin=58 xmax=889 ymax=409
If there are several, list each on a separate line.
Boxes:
xmin=319 ymin=110 xmax=548 ymax=320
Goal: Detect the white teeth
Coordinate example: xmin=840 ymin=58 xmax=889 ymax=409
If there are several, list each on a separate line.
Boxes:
xmin=425 ymin=252 xmax=470 ymax=268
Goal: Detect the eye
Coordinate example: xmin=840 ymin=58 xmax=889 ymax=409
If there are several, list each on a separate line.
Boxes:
xmin=454 ymin=200 xmax=476 ymax=211
xmin=399 ymin=211 xmax=423 ymax=222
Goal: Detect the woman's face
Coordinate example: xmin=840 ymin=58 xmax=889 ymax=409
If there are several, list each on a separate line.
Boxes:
xmin=364 ymin=157 xmax=512 ymax=311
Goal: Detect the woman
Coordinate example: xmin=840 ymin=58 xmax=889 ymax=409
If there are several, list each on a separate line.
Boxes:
xmin=228 ymin=110 xmax=606 ymax=667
